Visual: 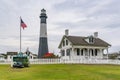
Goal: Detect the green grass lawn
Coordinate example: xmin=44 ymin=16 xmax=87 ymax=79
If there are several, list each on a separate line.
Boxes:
xmin=0 ymin=64 xmax=120 ymax=80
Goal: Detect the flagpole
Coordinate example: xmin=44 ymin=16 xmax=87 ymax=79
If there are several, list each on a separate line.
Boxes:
xmin=20 ymin=17 xmax=22 ymax=52
xmin=19 ymin=17 xmax=27 ymax=53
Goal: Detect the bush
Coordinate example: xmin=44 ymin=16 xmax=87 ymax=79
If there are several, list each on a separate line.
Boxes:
xmin=42 ymin=53 xmax=59 ymax=58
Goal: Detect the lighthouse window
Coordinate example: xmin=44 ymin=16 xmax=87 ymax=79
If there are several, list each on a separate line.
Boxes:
xmin=41 ymin=18 xmax=46 ymax=23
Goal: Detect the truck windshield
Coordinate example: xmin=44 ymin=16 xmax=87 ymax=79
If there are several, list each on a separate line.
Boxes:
xmin=13 ymin=57 xmax=28 ymax=62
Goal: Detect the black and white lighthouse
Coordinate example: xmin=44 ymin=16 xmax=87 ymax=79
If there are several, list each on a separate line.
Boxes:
xmin=38 ymin=9 xmax=49 ymax=58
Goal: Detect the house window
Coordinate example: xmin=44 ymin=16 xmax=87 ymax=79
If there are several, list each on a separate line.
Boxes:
xmin=95 ymin=49 xmax=97 ymax=56
xmin=92 ymin=52 xmax=94 ymax=56
xmin=66 ymin=49 xmax=70 ymax=56
xmin=90 ymin=49 xmax=94 ymax=56
xmin=31 ymin=56 xmax=32 ymax=59
xmin=66 ymin=40 xmax=68 ymax=45
xmin=77 ymin=48 xmax=80 ymax=56
xmin=63 ymin=40 xmax=65 ymax=46
xmin=10 ymin=56 xmax=12 ymax=59
xmin=61 ymin=50 xmax=65 ymax=56
xmin=81 ymin=49 xmax=83 ymax=56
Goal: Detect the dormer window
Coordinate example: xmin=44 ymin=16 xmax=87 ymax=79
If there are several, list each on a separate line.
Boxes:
xmin=89 ymin=36 xmax=94 ymax=44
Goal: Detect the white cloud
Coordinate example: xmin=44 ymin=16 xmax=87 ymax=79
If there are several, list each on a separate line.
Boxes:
xmin=0 ymin=0 xmax=120 ymax=54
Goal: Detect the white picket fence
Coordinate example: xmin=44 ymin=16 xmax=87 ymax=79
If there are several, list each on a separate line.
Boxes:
xmin=1 ymin=58 xmax=120 ymax=65
xmin=30 ymin=59 xmax=120 ymax=65
xmin=0 ymin=61 xmax=11 ymax=64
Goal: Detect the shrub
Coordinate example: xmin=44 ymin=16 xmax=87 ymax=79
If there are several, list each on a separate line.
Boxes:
xmin=42 ymin=53 xmax=59 ymax=58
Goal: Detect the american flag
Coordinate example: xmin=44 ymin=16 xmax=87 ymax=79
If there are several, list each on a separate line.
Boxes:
xmin=20 ymin=17 xmax=27 ymax=29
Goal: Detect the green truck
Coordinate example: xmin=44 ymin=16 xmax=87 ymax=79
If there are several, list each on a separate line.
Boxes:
xmin=11 ymin=52 xmax=30 ymax=68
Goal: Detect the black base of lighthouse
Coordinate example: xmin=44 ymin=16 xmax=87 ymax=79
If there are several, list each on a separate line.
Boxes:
xmin=38 ymin=37 xmax=48 ymax=58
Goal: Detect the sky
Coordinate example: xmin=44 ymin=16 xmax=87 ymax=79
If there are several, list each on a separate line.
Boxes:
xmin=0 ymin=0 xmax=120 ymax=55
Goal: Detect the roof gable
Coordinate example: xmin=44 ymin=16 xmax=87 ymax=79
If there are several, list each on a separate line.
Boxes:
xmin=58 ymin=35 xmax=72 ymax=48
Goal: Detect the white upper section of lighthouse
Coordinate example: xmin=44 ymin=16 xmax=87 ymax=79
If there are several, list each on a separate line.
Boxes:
xmin=40 ymin=23 xmax=47 ymax=37
xmin=40 ymin=9 xmax=47 ymax=38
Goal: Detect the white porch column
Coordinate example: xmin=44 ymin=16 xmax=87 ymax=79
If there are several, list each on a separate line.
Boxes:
xmin=107 ymin=48 xmax=109 ymax=60
xmin=79 ymin=48 xmax=81 ymax=58
xmin=100 ymin=49 xmax=103 ymax=59
xmin=79 ymin=48 xmax=82 ymax=59
xmin=93 ymin=49 xmax=95 ymax=58
xmin=83 ymin=49 xmax=85 ymax=57
xmin=89 ymin=49 xmax=92 ymax=58
xmin=64 ymin=49 xmax=66 ymax=56
xmin=87 ymin=48 xmax=89 ymax=58
xmin=71 ymin=48 xmax=74 ymax=59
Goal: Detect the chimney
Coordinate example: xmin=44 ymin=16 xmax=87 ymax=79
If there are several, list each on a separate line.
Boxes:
xmin=65 ymin=29 xmax=69 ymax=36
xmin=94 ymin=32 xmax=98 ymax=38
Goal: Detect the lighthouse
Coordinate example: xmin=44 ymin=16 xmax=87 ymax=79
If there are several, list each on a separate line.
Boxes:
xmin=38 ymin=9 xmax=49 ymax=58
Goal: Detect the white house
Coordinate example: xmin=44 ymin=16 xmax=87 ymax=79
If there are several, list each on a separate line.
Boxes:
xmin=6 ymin=50 xmax=37 ymax=61
xmin=0 ymin=54 xmax=5 ymax=61
xmin=58 ymin=30 xmax=111 ymax=59
xmin=6 ymin=52 xmax=18 ymax=61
